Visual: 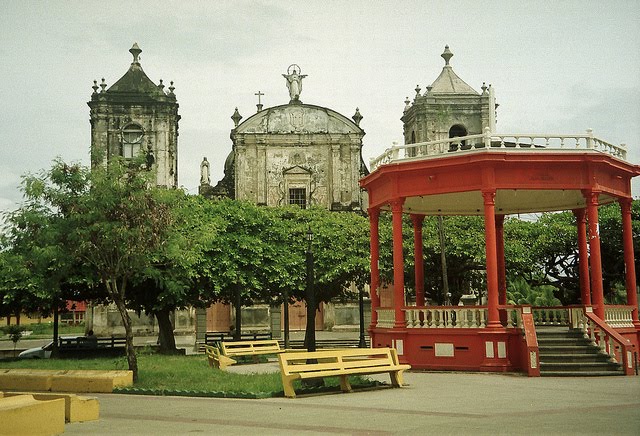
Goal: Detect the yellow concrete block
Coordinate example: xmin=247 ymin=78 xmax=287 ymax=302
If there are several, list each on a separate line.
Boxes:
xmin=3 ymin=391 xmax=100 ymax=423
xmin=0 ymin=394 xmax=65 ymax=435
xmin=50 ymin=370 xmax=133 ymax=393
xmin=0 ymin=372 xmax=52 ymax=391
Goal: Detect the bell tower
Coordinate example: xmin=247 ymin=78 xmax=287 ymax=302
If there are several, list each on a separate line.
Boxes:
xmin=402 ymin=45 xmax=497 ymax=147
xmin=88 ymin=43 xmax=180 ymax=187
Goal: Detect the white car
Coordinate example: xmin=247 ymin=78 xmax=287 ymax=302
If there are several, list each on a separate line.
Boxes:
xmin=18 ymin=336 xmax=85 ymax=359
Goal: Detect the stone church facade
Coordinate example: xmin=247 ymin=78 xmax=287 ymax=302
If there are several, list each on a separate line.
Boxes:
xmin=202 ymin=65 xmax=368 ymax=212
xmin=200 ymin=66 xmax=370 ymax=334
xmin=401 ymin=45 xmax=497 ymax=147
xmin=86 ymin=44 xmax=194 ymax=336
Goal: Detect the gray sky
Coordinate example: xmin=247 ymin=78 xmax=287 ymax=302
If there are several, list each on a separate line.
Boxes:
xmin=1 ymin=0 xmax=639 ymax=214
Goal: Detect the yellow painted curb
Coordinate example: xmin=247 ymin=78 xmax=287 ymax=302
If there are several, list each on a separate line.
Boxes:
xmin=0 ymin=394 xmax=65 ymax=435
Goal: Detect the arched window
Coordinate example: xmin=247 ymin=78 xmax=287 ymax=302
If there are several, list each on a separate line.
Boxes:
xmin=449 ymin=124 xmax=468 ymax=151
xmin=407 ymin=131 xmax=417 ymax=157
xmin=121 ymin=124 xmax=144 ymax=158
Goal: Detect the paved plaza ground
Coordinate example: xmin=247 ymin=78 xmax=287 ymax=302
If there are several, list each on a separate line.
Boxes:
xmin=63 ymin=370 xmax=640 ymax=435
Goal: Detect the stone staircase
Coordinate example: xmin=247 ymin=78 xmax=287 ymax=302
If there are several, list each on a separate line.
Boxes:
xmin=537 ymin=326 xmax=624 ymax=376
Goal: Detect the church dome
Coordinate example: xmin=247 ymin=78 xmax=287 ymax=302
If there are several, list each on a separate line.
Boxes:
xmin=234 ymin=104 xmax=363 ymax=135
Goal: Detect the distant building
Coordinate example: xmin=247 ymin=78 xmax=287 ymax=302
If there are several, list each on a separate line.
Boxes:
xmin=88 ymin=43 xmax=180 ymax=187
xmin=202 ymin=64 xmax=368 ymax=212
xmin=401 ymin=45 xmax=497 ymax=149
xmin=199 ymin=66 xmax=370 ymax=335
xmin=86 ymin=44 xmax=193 ymax=336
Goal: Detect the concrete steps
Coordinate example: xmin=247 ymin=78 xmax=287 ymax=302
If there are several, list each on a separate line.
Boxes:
xmin=537 ymin=327 xmax=624 ymax=376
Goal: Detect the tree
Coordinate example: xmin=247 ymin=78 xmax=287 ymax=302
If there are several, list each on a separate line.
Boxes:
xmin=21 ymin=157 xmax=174 ymax=381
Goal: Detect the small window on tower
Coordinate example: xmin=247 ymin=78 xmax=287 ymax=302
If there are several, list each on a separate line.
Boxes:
xmin=121 ymin=124 xmax=144 ymax=159
xmin=289 ymin=188 xmax=307 ymax=209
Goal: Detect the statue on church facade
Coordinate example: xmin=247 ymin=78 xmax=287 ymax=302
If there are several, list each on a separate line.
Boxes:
xmin=282 ymin=64 xmax=307 ymax=102
xmin=200 ymin=157 xmax=210 ymax=185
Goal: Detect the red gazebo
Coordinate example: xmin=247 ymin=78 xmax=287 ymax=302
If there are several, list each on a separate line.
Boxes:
xmin=360 ymin=130 xmax=640 ymax=376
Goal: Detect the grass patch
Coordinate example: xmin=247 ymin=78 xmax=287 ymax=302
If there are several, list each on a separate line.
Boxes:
xmin=0 ymin=353 xmax=381 ymax=397
xmin=0 ymin=323 xmax=86 ymax=340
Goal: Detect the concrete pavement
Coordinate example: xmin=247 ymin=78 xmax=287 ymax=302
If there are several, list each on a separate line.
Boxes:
xmin=63 ymin=371 xmax=640 ymax=435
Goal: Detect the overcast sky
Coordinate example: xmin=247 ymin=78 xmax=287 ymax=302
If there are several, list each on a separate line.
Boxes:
xmin=1 ymin=0 xmax=638 ymax=214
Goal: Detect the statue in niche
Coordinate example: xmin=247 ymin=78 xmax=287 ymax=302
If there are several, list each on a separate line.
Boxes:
xmin=200 ymin=157 xmax=210 ymax=185
xmin=282 ymin=64 xmax=307 ymax=101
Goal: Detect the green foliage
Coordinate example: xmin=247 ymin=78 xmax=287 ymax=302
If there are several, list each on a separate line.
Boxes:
xmin=4 ymin=324 xmax=25 ymax=344
xmin=507 ymin=277 xmax=561 ymax=306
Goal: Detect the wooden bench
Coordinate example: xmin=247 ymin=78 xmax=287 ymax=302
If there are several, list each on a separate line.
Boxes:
xmin=204 ymin=345 xmax=237 ymax=370
xmin=278 ymin=347 xmax=410 ymax=398
xmin=221 ymin=340 xmax=284 ymax=359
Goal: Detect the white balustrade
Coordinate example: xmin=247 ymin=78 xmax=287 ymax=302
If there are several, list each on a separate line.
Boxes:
xmin=376 ymin=309 xmax=396 ymax=328
xmin=604 ymin=306 xmax=634 ymax=328
xmin=572 ymin=308 xmax=628 ymax=366
xmin=532 ymin=307 xmax=569 ymax=326
xmin=403 ymin=307 xmax=488 ymax=328
xmin=369 ymin=129 xmax=628 ymax=171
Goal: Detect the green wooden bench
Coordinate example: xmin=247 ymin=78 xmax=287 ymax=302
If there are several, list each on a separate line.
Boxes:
xmin=278 ymin=347 xmax=410 ymax=398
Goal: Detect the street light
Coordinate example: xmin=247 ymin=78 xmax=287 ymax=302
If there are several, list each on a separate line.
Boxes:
xmin=305 ymin=227 xmax=316 ymax=352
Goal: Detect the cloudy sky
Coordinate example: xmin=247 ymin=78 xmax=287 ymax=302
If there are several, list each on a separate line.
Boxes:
xmin=1 ymin=0 xmax=639 ymax=214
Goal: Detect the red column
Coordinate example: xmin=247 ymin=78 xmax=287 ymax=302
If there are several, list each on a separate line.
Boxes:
xmin=411 ymin=214 xmax=425 ymax=307
xmin=585 ymin=191 xmax=605 ymax=319
xmin=368 ymin=207 xmax=381 ymax=329
xmin=391 ymin=198 xmax=406 ymax=328
xmin=573 ymin=208 xmax=591 ymax=305
xmin=620 ymin=198 xmax=639 ymax=325
xmin=496 ymin=214 xmax=507 ymax=307
xmin=483 ymin=191 xmax=501 ymax=328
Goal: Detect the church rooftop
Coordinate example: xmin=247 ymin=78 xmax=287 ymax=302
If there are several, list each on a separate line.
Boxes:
xmin=428 ymin=45 xmax=479 ymax=95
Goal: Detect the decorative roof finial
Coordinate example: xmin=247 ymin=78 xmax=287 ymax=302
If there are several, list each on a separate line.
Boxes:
xmin=158 ymin=79 xmax=165 ymax=91
xmin=92 ymin=80 xmax=99 ymax=95
xmin=481 ymin=82 xmax=487 ymax=94
xmin=415 ymin=85 xmax=422 ymax=98
xmin=130 ymin=43 xmax=142 ymax=64
xmin=352 ymin=108 xmax=363 ymax=126
xmin=404 ymin=97 xmax=411 ymax=112
xmin=168 ymin=81 xmax=175 ymax=95
xmin=100 ymin=78 xmax=107 ymax=93
xmin=441 ymin=45 xmax=453 ymax=66
xmin=231 ymin=107 xmax=243 ymax=127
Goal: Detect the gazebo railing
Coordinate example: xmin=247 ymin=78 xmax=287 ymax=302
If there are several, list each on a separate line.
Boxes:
xmin=376 ymin=309 xmax=396 ymax=328
xmin=604 ymin=305 xmax=635 ymax=328
xmin=404 ymin=306 xmax=488 ymax=328
xmin=369 ymin=128 xmax=627 ymax=171
xmin=531 ymin=307 xmax=571 ymax=326
xmin=571 ymin=306 xmax=635 ymax=375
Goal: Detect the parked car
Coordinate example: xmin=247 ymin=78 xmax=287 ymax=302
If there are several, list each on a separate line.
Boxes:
xmin=19 ymin=339 xmax=57 ymax=359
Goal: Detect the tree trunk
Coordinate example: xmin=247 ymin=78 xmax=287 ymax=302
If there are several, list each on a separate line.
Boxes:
xmin=51 ymin=303 xmax=60 ymax=358
xmin=154 ymin=308 xmax=177 ymax=354
xmin=234 ymin=287 xmax=242 ymax=341
xmin=108 ymin=279 xmax=138 ymax=382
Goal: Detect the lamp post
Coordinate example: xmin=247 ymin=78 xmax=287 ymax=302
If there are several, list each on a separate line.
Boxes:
xmin=305 ymin=227 xmax=316 ymax=352
xmin=358 ymin=287 xmax=367 ymax=348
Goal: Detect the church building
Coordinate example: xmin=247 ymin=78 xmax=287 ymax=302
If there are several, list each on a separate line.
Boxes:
xmin=401 ymin=45 xmax=496 ymax=149
xmin=201 ymin=64 xmax=368 ymax=212
xmin=86 ymin=44 xmax=194 ymax=336
xmin=88 ymin=43 xmax=180 ymax=188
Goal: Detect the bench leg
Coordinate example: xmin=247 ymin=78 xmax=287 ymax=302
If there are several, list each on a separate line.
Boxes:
xmin=339 ymin=375 xmax=353 ymax=393
xmin=218 ymin=356 xmax=237 ymax=370
xmin=389 ymin=370 xmax=404 ymax=388
xmin=282 ymin=378 xmax=297 ymax=398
